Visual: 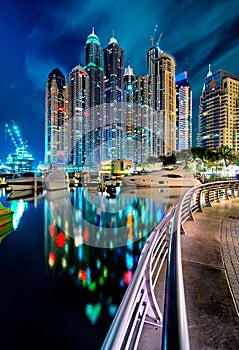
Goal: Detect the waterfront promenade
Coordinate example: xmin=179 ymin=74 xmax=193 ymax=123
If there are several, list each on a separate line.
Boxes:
xmin=138 ymin=196 xmax=239 ymax=349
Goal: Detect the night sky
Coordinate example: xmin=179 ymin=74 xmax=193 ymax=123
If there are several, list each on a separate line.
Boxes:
xmin=1 ymin=0 xmax=239 ymax=166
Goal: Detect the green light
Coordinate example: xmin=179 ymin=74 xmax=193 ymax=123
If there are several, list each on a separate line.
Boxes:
xmin=83 ymin=62 xmax=103 ymax=71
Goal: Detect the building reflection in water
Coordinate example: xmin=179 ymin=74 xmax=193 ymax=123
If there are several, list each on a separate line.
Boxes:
xmin=43 ymin=186 xmax=176 ymax=325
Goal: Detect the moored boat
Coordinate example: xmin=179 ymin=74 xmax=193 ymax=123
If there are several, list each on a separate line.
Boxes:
xmin=44 ymin=170 xmax=68 ymax=191
xmin=6 ymin=172 xmax=43 ymax=191
xmin=86 ymin=180 xmax=99 ymax=192
xmin=121 ymin=166 xmax=201 ymax=188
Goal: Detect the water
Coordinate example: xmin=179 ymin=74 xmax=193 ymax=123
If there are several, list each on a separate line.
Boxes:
xmin=0 ymin=185 xmax=184 ymax=349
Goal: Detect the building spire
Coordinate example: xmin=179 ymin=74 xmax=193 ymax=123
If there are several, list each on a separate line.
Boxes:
xmin=109 ymin=29 xmax=117 ymax=45
xmin=207 ymin=64 xmax=212 ymax=77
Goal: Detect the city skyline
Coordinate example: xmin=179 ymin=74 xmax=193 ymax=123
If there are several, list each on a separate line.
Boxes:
xmin=1 ymin=0 xmax=239 ymax=166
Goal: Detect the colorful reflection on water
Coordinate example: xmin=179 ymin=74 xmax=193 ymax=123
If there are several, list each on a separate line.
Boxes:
xmin=0 ymin=185 xmax=182 ymax=349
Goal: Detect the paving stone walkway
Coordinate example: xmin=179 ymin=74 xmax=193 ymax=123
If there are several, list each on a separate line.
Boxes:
xmin=182 ymin=197 xmax=239 ymax=349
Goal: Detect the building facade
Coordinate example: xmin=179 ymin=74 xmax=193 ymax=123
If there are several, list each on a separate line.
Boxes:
xmin=44 ymin=68 xmax=69 ymax=166
xmin=133 ymin=74 xmax=152 ymax=163
xmin=198 ymin=66 xmax=239 ymax=152
xmin=68 ymin=65 xmax=90 ymax=169
xmin=147 ymin=44 xmax=176 ymax=156
xmin=176 ymin=71 xmax=192 ymax=150
xmin=84 ymin=28 xmax=104 ymax=168
xmin=103 ymin=35 xmax=125 ymax=161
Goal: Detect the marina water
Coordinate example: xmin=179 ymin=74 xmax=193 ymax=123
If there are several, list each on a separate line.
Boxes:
xmin=0 ymin=186 xmax=184 ymax=349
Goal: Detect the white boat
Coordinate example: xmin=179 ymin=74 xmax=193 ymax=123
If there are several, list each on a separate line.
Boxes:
xmin=6 ymin=172 xmax=43 ymax=191
xmin=44 ymin=170 xmax=68 ymax=191
xmin=86 ymin=180 xmax=99 ymax=192
xmin=121 ymin=167 xmax=201 ymax=188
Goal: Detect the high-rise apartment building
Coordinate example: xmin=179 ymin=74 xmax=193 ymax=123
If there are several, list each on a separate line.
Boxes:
xmin=68 ymin=65 xmax=90 ymax=169
xmin=198 ymin=66 xmax=239 ymax=151
xmin=176 ymin=71 xmax=192 ymax=150
xmin=45 ymin=30 xmax=181 ymax=169
xmin=124 ymin=65 xmax=135 ymax=161
xmin=45 ymin=68 xmax=68 ymax=166
xmin=133 ymin=75 xmax=152 ymax=163
xmin=84 ymin=28 xmax=104 ymax=167
xmin=103 ymin=34 xmax=125 ymax=161
xmin=147 ymin=44 xmax=176 ymax=156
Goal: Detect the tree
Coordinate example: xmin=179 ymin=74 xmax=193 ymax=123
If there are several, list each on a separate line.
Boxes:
xmin=215 ymin=146 xmax=236 ymax=175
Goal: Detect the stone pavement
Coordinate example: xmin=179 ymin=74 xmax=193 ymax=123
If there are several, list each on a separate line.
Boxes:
xmin=138 ymin=196 xmax=239 ymax=350
xmin=182 ymin=197 xmax=239 ymax=349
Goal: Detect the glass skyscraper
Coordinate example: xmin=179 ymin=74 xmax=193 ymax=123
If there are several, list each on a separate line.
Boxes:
xmin=68 ymin=65 xmax=89 ymax=169
xmin=45 ymin=68 xmax=68 ymax=166
xmin=84 ymin=28 xmax=104 ymax=168
xmin=176 ymin=71 xmax=192 ymax=150
xmin=103 ymin=34 xmax=125 ymax=161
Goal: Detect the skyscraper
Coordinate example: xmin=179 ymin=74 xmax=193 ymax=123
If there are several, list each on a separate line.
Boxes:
xmin=103 ymin=34 xmax=125 ymax=161
xmin=84 ymin=28 xmax=104 ymax=167
xmin=124 ymin=65 xmax=135 ymax=161
xmin=147 ymin=43 xmax=176 ymax=156
xmin=45 ymin=68 xmax=68 ymax=166
xmin=133 ymin=74 xmax=152 ymax=163
xmin=176 ymin=71 xmax=192 ymax=150
xmin=68 ymin=65 xmax=89 ymax=169
xmin=198 ymin=65 xmax=239 ymax=151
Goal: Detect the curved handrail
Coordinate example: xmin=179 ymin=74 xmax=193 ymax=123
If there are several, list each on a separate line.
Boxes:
xmin=161 ymin=180 xmax=239 ymax=350
xmin=101 ymin=204 xmax=176 ymax=350
xmin=101 ymin=180 xmax=239 ymax=350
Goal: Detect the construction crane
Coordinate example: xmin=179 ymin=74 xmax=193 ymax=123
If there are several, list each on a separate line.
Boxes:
xmin=5 ymin=121 xmax=34 ymax=172
xmin=5 ymin=121 xmax=28 ymax=151
xmin=11 ymin=120 xmax=25 ymax=148
xmin=5 ymin=122 xmax=19 ymax=150
xmin=150 ymin=23 xmax=158 ymax=47
xmin=156 ymin=33 xmax=162 ymax=48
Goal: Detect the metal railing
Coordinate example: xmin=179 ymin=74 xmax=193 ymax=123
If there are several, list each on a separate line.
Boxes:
xmin=101 ymin=180 xmax=239 ymax=350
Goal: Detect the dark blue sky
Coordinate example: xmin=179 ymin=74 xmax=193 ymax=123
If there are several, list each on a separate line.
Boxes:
xmin=1 ymin=0 xmax=239 ymax=166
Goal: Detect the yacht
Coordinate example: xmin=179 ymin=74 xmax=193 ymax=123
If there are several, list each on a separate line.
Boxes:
xmin=6 ymin=172 xmax=43 ymax=191
xmin=121 ymin=167 xmax=201 ymax=188
xmin=44 ymin=170 xmax=68 ymax=191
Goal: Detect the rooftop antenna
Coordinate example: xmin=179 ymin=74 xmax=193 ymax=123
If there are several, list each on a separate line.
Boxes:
xmin=150 ymin=23 xmax=158 ymax=47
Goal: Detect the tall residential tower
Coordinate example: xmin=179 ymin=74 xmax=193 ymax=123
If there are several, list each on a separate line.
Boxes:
xmin=198 ymin=66 xmax=239 ymax=151
xmin=176 ymin=71 xmax=192 ymax=150
xmin=147 ymin=43 xmax=176 ymax=156
xmin=84 ymin=28 xmax=104 ymax=167
xmin=68 ymin=65 xmax=89 ymax=169
xmin=103 ymin=34 xmax=125 ymax=161
xmin=45 ymin=68 xmax=68 ymax=166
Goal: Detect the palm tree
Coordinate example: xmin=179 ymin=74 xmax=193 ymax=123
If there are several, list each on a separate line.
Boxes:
xmin=216 ymin=146 xmax=236 ymax=176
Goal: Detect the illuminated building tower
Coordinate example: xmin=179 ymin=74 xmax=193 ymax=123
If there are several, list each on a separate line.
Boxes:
xmin=45 ymin=68 xmax=69 ymax=166
xmin=198 ymin=65 xmax=239 ymax=151
xmin=175 ymin=71 xmax=192 ymax=150
xmin=103 ymin=34 xmax=125 ymax=161
xmin=68 ymin=65 xmax=90 ymax=169
xmin=147 ymin=42 xmax=176 ymax=156
xmin=84 ymin=28 xmax=104 ymax=168
xmin=133 ymin=75 xmax=152 ymax=163
xmin=124 ymin=65 xmax=135 ymax=161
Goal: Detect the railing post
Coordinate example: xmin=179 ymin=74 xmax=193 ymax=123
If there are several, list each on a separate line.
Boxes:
xmin=205 ymin=187 xmax=211 ymax=207
xmin=231 ymin=183 xmax=235 ymax=198
xmin=196 ymin=188 xmax=203 ymax=212
xmin=224 ymin=184 xmax=229 ymax=200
